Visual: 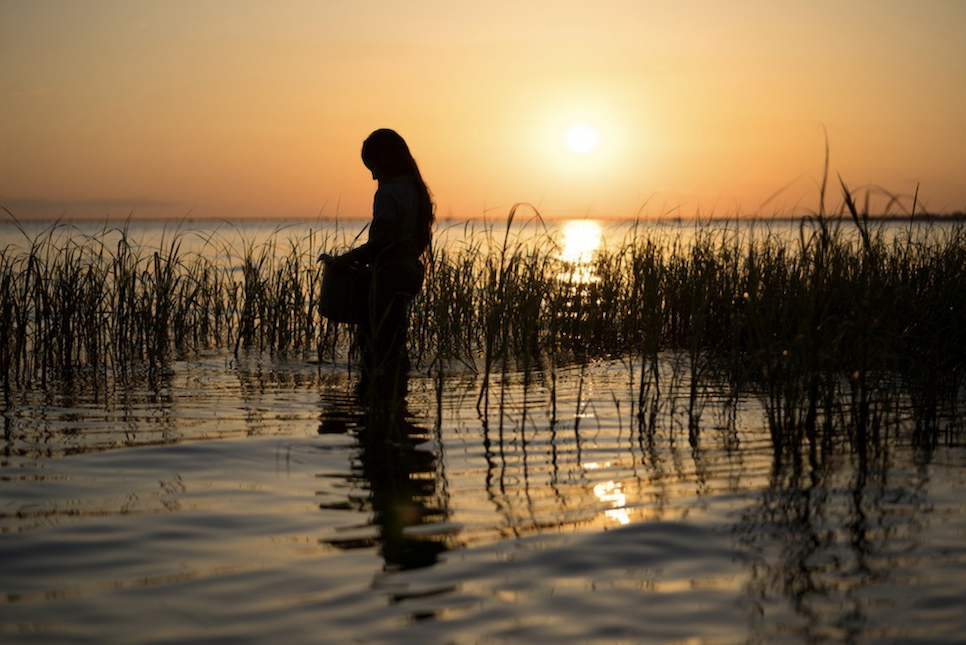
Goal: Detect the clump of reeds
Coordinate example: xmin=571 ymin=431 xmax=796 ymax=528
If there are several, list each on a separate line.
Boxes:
xmin=0 ymin=213 xmax=349 ymax=388
xmin=412 ymin=192 xmax=966 ymax=454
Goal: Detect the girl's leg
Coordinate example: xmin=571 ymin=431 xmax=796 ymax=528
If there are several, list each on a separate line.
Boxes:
xmin=364 ymin=264 xmax=422 ymax=398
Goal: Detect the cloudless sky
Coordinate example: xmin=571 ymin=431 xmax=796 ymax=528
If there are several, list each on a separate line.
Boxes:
xmin=2 ymin=0 xmax=965 ymax=221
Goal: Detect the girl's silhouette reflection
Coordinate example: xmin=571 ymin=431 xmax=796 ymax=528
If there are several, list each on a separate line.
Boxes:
xmin=318 ymin=395 xmax=449 ymax=571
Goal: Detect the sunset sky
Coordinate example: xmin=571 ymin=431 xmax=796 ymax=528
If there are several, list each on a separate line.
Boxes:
xmin=2 ymin=0 xmax=965 ymax=221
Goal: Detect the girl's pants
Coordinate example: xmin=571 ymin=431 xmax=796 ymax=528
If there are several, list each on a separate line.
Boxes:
xmin=358 ymin=262 xmax=424 ymax=396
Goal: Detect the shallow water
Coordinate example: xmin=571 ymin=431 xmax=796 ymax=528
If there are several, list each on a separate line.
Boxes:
xmin=3 ymin=217 xmax=966 ymax=643
xmin=3 ymin=353 xmax=966 ymax=644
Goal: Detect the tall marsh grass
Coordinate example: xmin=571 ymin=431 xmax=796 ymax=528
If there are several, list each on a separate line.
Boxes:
xmin=0 ymin=216 xmax=337 ymax=386
xmin=3 ymin=196 xmax=965 ymax=449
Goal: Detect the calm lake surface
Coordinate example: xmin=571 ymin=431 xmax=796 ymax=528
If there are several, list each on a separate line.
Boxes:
xmin=2 ymin=218 xmax=966 ymax=644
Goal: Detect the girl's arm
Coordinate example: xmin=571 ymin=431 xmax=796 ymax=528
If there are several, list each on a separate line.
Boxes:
xmin=318 ymin=188 xmax=398 ymax=268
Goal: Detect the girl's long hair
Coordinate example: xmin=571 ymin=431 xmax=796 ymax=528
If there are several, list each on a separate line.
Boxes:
xmin=361 ymin=129 xmax=435 ymax=261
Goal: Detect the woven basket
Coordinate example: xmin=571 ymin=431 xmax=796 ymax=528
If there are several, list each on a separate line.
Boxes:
xmin=319 ymin=264 xmax=369 ymax=324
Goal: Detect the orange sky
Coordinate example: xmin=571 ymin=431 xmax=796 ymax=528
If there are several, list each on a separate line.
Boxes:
xmin=2 ymin=0 xmax=965 ymax=221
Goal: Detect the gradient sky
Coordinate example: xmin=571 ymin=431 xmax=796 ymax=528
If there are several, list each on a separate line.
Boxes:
xmin=2 ymin=0 xmax=965 ymax=221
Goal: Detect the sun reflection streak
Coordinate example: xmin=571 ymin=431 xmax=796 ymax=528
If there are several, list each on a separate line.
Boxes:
xmin=583 ymin=461 xmax=631 ymax=525
xmin=558 ymin=220 xmax=602 ymax=264
xmin=557 ymin=219 xmax=602 ymax=285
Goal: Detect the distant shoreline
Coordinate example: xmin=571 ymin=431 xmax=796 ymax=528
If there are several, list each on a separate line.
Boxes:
xmin=3 ymin=212 xmax=964 ymax=226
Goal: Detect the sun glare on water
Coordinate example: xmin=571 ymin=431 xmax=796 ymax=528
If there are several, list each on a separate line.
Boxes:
xmin=559 ymin=219 xmax=603 ymax=264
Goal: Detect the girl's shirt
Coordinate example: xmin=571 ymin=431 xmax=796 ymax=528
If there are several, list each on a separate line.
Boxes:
xmin=351 ymin=176 xmax=422 ymax=271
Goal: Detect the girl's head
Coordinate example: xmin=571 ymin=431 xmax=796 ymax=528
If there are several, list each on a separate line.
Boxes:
xmin=361 ymin=129 xmax=416 ymax=179
xmin=362 ymin=129 xmax=436 ymax=257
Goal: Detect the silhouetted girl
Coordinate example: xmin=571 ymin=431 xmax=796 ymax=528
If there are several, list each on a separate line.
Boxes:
xmin=324 ymin=129 xmax=435 ymax=397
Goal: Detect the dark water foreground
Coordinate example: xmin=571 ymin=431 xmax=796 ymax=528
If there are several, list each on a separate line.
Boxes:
xmin=2 ymin=353 xmax=965 ymax=644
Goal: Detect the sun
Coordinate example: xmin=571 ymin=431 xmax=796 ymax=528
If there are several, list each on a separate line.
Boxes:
xmin=564 ymin=123 xmax=600 ymax=155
